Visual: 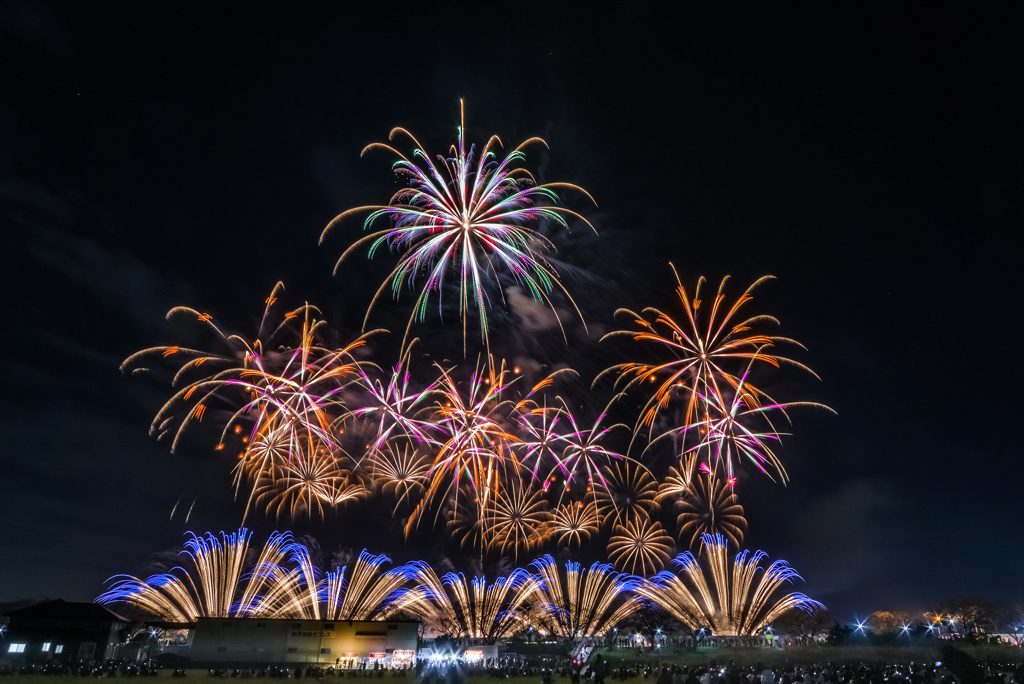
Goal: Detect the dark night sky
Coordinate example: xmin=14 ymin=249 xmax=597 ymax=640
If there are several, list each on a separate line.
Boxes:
xmin=2 ymin=3 xmax=1022 ymax=622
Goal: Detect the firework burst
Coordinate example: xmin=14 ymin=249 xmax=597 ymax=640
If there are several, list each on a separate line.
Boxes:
xmin=606 ymin=517 xmax=673 ymax=576
xmin=98 ymin=529 xmax=257 ymax=621
xmin=321 ymin=101 xmax=596 ymax=352
xmin=596 ymin=459 xmax=660 ymax=528
xmin=319 ymin=550 xmax=407 ymax=621
xmin=484 ymin=478 xmax=551 ymax=561
xmin=392 ymin=562 xmax=539 ymax=640
xmin=99 ymin=531 xmax=403 ymax=622
xmin=529 ymin=555 xmax=635 ymax=637
xmin=406 ymin=357 xmax=525 ymax=535
xmin=635 ymin=533 xmax=823 ymax=636
xmin=121 ymin=283 xmax=311 ymax=454
xmin=675 ymin=468 xmax=747 ymax=550
xmin=548 ymin=501 xmax=600 ymax=548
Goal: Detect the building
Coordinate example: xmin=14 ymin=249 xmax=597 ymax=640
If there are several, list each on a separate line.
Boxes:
xmin=188 ymin=618 xmax=418 ymax=667
xmin=2 ymin=600 xmax=128 ymax=664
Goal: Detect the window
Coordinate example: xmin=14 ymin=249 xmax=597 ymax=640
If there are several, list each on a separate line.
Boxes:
xmin=55 ymin=645 xmax=64 ymax=655
xmin=8 ymin=644 xmax=25 ymax=653
xmin=321 ymin=648 xmax=331 ymax=654
xmin=42 ymin=642 xmax=51 ymax=652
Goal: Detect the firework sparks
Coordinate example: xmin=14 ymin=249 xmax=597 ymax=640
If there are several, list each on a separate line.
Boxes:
xmin=552 ymin=408 xmax=627 ymax=508
xmin=321 ymin=101 xmax=596 ymax=351
xmin=606 ymin=517 xmax=673 ymax=576
xmin=597 ymin=267 xmax=818 ymax=451
xmin=675 ymin=468 xmax=747 ymax=550
xmin=635 ymin=533 xmax=824 ymax=636
xmin=100 ymin=531 xmax=403 ymax=622
xmin=319 ymin=550 xmax=407 ymax=621
xmin=407 ymin=358 xmax=525 ymax=535
xmin=596 ymin=459 xmax=660 ymax=528
xmin=121 ymin=283 xmax=310 ymax=455
xmin=529 ymin=555 xmax=635 ymax=637
xmin=98 ymin=529 xmax=256 ymax=621
xmin=484 ymin=478 xmax=551 ymax=561
xmin=392 ymin=562 xmax=539 ymax=640
xmin=678 ymin=369 xmax=812 ymax=484
xmin=353 ymin=342 xmax=438 ymax=461
xmin=367 ymin=442 xmax=432 ymax=509
xmin=548 ymin=501 xmax=600 ymax=548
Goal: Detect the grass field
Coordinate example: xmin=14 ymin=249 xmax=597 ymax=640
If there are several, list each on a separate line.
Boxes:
xmin=2 ymin=644 xmax=1022 ymax=684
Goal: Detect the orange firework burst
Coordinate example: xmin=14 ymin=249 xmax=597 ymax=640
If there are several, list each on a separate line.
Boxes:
xmin=596 ymin=459 xmax=660 ymax=528
xmin=675 ymin=471 xmax=747 ymax=550
xmin=254 ymin=433 xmax=367 ymax=520
xmin=366 ymin=442 xmax=432 ymax=509
xmin=548 ymin=501 xmax=599 ymax=548
xmin=597 ymin=266 xmax=816 ymax=450
xmin=484 ymin=479 xmax=551 ymax=561
xmin=607 ymin=517 xmax=673 ymax=576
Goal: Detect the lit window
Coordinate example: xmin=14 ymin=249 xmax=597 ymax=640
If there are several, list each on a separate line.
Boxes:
xmin=42 ymin=642 xmax=51 ymax=652
xmin=8 ymin=644 xmax=26 ymax=653
xmin=55 ymin=645 xmax=64 ymax=654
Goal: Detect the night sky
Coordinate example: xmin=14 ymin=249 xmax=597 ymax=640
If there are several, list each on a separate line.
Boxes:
xmin=2 ymin=3 xmax=1022 ymax=623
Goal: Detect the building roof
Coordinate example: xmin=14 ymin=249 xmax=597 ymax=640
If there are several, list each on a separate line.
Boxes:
xmin=3 ymin=599 xmax=127 ymax=623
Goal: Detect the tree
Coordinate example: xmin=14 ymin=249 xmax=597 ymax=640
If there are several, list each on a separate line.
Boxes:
xmin=938 ymin=598 xmax=996 ymax=641
xmin=774 ymin=606 xmax=833 ymax=643
xmin=826 ymin=621 xmax=852 ymax=645
xmin=625 ymin=598 xmax=677 ymax=648
xmin=868 ymin=611 xmax=912 ymax=635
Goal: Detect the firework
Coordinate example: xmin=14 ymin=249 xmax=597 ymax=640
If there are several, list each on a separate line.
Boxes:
xmin=319 ymin=550 xmax=407 ymax=621
xmin=597 ymin=267 xmax=817 ymax=451
xmin=123 ymin=284 xmax=376 ymax=520
xmin=606 ymin=517 xmax=673 ymax=576
xmin=655 ymin=454 xmax=699 ymax=504
xmin=407 ymin=358 xmax=525 ymax=535
xmin=679 ymin=370 xmax=798 ymax=484
xmin=548 ymin=501 xmax=600 ymax=548
xmin=251 ymin=430 xmax=368 ymax=520
xmin=446 ymin=484 xmax=488 ymax=554
xmin=529 ymin=555 xmax=635 ymax=637
xmin=321 ymin=101 xmax=596 ymax=351
xmin=675 ymin=469 xmax=747 ymax=550
xmin=484 ymin=478 xmax=551 ymax=561
xmin=635 ymin=533 xmax=823 ymax=636
xmin=226 ymin=317 xmax=369 ymax=512
xmin=240 ymin=534 xmax=322 ymax=618
xmin=516 ymin=398 xmax=567 ymax=483
xmin=596 ymin=459 xmax=660 ymax=528
xmin=121 ymin=283 xmax=310 ymax=454
xmin=100 ymin=531 xmax=403 ymax=622
xmin=392 ymin=562 xmax=539 ymax=640
xmin=98 ymin=529 xmax=256 ymax=621
xmin=353 ymin=342 xmax=438 ymax=461
xmin=366 ymin=442 xmax=432 ymax=508
xmin=552 ymin=408 xmax=627 ymax=507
